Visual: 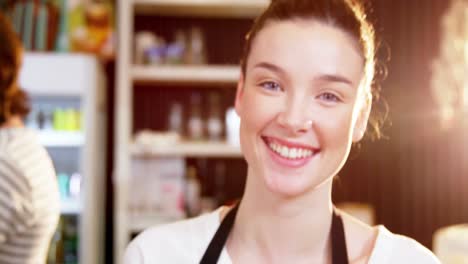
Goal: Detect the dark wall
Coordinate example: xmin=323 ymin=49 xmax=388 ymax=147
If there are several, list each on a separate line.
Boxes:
xmin=334 ymin=0 xmax=466 ymax=249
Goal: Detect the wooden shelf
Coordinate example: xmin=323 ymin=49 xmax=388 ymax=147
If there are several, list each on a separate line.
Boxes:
xmin=132 ymin=65 xmax=240 ymax=85
xmin=133 ymin=0 xmax=269 ymax=18
xmin=38 ymin=130 xmax=85 ymax=147
xmin=131 ymin=141 xmax=242 ymax=158
xmin=60 ymin=198 xmax=81 ymax=215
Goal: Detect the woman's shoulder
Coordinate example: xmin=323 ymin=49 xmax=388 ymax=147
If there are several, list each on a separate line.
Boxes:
xmin=340 ymin=211 xmax=440 ymax=263
xmin=124 ymin=208 xmax=222 ymax=264
xmin=370 ymin=226 xmax=441 ymax=264
xmin=0 ymin=127 xmax=42 ymax=155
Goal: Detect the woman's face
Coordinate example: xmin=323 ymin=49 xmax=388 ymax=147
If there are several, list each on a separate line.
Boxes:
xmin=236 ymin=19 xmax=371 ymax=198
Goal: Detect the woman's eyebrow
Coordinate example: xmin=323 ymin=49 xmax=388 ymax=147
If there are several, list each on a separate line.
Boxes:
xmin=314 ymin=74 xmax=353 ymax=86
xmin=253 ymin=62 xmax=353 ymax=86
xmin=253 ymin=62 xmax=286 ymax=76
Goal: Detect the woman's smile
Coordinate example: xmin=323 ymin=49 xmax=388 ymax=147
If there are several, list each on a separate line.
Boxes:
xmin=262 ymin=136 xmax=320 ymax=168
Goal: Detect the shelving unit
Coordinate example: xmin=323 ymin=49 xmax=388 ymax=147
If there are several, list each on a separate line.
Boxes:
xmin=134 ymin=0 xmax=269 ymax=17
xmin=131 ymin=141 xmax=242 ymax=158
xmin=60 ymin=198 xmax=82 ymax=215
xmin=115 ymin=1 xmax=269 ymax=262
xmin=20 ymin=53 xmax=107 ymax=264
xmin=132 ymin=65 xmax=240 ymax=84
xmin=37 ymin=130 xmax=85 ymax=147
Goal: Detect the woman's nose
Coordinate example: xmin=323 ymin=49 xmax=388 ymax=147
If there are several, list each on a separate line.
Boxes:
xmin=276 ymin=100 xmax=313 ymax=135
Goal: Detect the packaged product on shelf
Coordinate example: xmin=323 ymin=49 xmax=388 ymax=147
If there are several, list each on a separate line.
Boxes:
xmin=144 ymin=36 xmax=166 ymax=65
xmin=55 ymin=0 xmax=68 ymax=52
xmin=69 ymin=0 xmax=115 ymax=58
xmin=133 ymin=130 xmax=180 ymax=154
xmin=6 ymin=1 xmax=60 ymax=52
xmin=51 ymin=107 xmax=81 ymax=131
xmin=129 ymin=158 xmax=186 ymax=221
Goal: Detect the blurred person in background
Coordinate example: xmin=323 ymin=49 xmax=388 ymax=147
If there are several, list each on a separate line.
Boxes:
xmin=0 ymin=12 xmax=60 ymax=264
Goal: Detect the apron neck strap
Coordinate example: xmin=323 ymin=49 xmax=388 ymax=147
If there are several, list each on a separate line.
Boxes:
xmin=199 ymin=203 xmax=349 ymax=264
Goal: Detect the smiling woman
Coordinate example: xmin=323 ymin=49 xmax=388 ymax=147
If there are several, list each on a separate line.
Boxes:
xmin=124 ymin=1 xmax=441 ymax=263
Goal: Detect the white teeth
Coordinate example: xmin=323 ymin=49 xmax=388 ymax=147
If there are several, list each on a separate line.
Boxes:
xmin=281 ymin=146 xmax=288 ymax=157
xmin=297 ymin=149 xmax=303 ymax=158
xmin=268 ymin=141 xmax=314 ymax=159
xmin=290 ymin=148 xmax=297 ymax=159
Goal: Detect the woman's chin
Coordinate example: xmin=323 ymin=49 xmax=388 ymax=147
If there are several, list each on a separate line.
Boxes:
xmin=263 ymin=173 xmax=312 ymax=198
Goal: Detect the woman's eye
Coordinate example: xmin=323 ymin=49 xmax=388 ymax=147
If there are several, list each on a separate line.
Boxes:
xmin=260 ymin=81 xmax=283 ymax=92
xmin=318 ymin=92 xmax=340 ymax=102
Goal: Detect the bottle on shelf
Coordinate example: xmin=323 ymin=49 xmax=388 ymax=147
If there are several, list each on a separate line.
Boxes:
xmin=188 ymin=93 xmax=204 ymax=140
xmin=207 ymin=92 xmax=223 ymax=141
xmin=47 ymin=218 xmax=63 ymax=264
xmin=57 ymin=173 xmax=70 ymax=199
xmin=166 ymin=30 xmax=187 ymax=65
xmin=69 ymin=172 xmax=82 ymax=199
xmin=225 ymin=107 xmax=241 ymax=146
xmin=168 ymin=102 xmax=184 ymax=135
xmin=53 ymin=108 xmax=66 ymax=131
xmin=37 ymin=108 xmax=46 ymax=130
xmin=63 ymin=216 xmax=78 ymax=264
xmin=134 ymin=31 xmax=157 ymax=65
xmin=186 ymin=27 xmax=206 ymax=65
xmin=185 ymin=166 xmax=201 ymax=217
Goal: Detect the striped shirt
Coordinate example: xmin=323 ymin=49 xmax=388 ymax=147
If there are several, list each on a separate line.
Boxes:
xmin=0 ymin=127 xmax=60 ymax=264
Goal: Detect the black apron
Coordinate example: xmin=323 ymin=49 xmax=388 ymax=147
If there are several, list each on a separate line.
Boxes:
xmin=200 ymin=203 xmax=349 ymax=264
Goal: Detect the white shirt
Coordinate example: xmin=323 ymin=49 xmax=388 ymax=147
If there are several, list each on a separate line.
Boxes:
xmin=124 ymin=208 xmax=441 ymax=264
xmin=0 ymin=128 xmax=60 ymax=264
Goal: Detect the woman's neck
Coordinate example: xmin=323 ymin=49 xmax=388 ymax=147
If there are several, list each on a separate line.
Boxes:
xmin=227 ymin=168 xmax=334 ymax=264
xmin=1 ymin=115 xmax=24 ymax=128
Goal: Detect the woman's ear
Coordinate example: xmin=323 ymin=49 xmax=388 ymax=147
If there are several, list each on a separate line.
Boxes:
xmin=234 ymin=73 xmax=245 ymax=117
xmin=352 ymin=92 xmax=372 ymax=142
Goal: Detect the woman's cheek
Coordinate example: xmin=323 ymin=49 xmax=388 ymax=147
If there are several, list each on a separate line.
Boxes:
xmin=243 ymin=92 xmax=278 ymax=130
xmin=317 ymin=108 xmax=355 ymax=145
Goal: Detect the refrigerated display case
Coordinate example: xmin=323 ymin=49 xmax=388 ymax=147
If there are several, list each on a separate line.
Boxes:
xmin=19 ymin=53 xmax=106 ymax=264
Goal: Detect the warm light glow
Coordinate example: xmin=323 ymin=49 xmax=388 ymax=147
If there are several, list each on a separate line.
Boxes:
xmin=431 ymin=0 xmax=468 ymax=129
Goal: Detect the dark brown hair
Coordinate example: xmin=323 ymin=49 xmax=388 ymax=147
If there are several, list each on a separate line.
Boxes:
xmin=0 ymin=12 xmax=30 ymax=125
xmin=241 ymin=0 xmax=385 ymax=139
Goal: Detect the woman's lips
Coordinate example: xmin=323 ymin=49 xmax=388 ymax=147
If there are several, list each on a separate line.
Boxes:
xmin=262 ymin=136 xmax=320 ymax=168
